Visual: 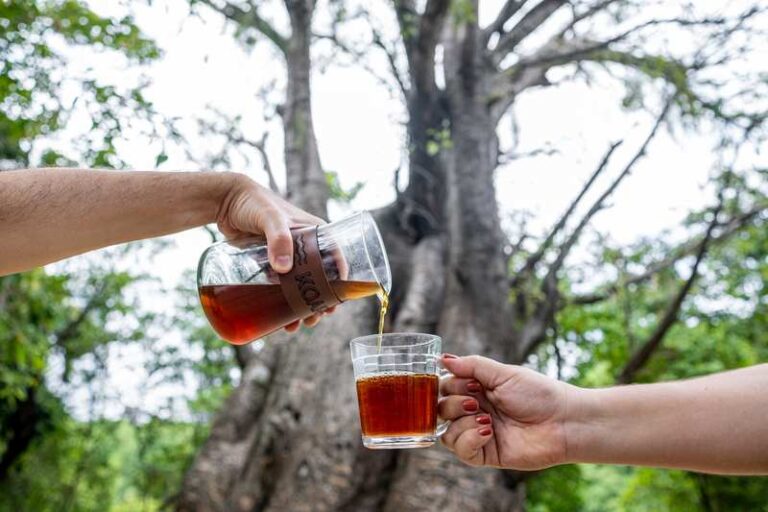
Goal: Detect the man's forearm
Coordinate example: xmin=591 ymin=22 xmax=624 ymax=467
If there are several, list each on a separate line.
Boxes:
xmin=566 ymin=364 xmax=768 ymax=474
xmin=0 ymin=169 xmax=238 ymax=275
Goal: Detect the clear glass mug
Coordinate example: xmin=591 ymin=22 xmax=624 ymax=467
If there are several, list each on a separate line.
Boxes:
xmin=350 ymin=333 xmax=450 ymax=449
xmin=198 ymin=211 xmax=391 ymax=345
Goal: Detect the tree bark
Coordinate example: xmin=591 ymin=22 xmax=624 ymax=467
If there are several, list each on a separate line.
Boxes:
xmin=282 ymin=0 xmax=328 ymax=217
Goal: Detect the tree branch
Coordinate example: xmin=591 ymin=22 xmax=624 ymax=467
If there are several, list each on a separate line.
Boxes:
xmin=617 ymin=192 xmax=725 ymax=384
xmin=511 ymin=140 xmax=622 ymax=285
xmin=372 ymin=30 xmax=409 ymax=98
xmin=493 ymin=0 xmax=567 ymax=63
xmin=514 ymin=99 xmax=672 ymax=359
xmin=198 ymin=0 xmax=289 ymax=54
xmin=489 ymin=9 xmax=759 ymax=121
xmin=560 ymin=0 xmax=621 ymax=34
xmin=546 ymin=96 xmax=673 ymax=279
xmin=314 ymin=31 xmax=408 ymax=98
xmin=413 ymin=0 xmax=450 ymax=93
xmin=482 ymin=1 xmax=528 ymax=46
xmin=569 ymin=203 xmax=767 ymax=305
xmin=233 ymin=132 xmax=280 ymax=193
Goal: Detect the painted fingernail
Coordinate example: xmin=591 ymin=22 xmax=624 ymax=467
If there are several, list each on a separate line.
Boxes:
xmin=442 ymin=353 xmax=458 ymax=360
xmin=462 ymin=399 xmax=478 ymax=412
xmin=478 ymin=426 xmax=492 ymax=436
xmin=476 ymin=415 xmax=491 ymax=425
xmin=466 ymin=381 xmax=482 ymax=393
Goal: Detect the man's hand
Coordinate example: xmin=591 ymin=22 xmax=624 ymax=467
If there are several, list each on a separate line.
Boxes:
xmin=216 ymin=175 xmax=332 ymax=330
xmin=216 ymin=175 xmax=324 ymax=273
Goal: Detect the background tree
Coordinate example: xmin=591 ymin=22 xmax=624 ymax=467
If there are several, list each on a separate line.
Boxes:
xmin=178 ymin=1 xmax=768 ymax=511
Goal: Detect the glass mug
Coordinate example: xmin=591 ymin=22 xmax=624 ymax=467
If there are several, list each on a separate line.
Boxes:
xmin=198 ymin=211 xmax=391 ymax=345
xmin=350 ymin=333 xmax=449 ymax=449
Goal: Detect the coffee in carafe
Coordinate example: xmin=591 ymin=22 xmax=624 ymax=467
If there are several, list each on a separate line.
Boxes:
xmin=197 ymin=212 xmax=391 ymax=345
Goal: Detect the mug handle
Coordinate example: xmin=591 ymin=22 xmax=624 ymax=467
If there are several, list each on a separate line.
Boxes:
xmin=436 ymin=366 xmax=453 ymax=437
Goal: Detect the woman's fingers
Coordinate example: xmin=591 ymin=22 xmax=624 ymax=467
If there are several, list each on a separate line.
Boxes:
xmin=440 ymin=376 xmax=483 ymax=396
xmin=439 ymin=395 xmax=480 ymax=421
xmin=441 ymin=414 xmax=493 ymax=466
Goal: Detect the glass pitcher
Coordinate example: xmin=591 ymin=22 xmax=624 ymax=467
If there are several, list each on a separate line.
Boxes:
xmin=197 ymin=211 xmax=391 ymax=345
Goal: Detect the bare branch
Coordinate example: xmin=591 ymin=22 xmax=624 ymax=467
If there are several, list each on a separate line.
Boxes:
xmin=372 ymin=30 xmax=409 ymax=97
xmin=414 ymin=0 xmax=451 ymax=93
xmin=518 ymin=272 xmax=559 ymax=359
xmin=483 ymin=1 xmax=528 ymax=46
xmin=514 ymin=100 xmax=671 ymax=359
xmin=248 ymin=133 xmax=280 ymax=193
xmin=489 ymin=8 xmax=764 ymax=121
xmin=545 ymin=96 xmax=674 ymax=279
xmin=198 ymin=0 xmax=288 ymax=54
xmin=560 ymin=0 xmax=621 ymax=34
xmin=570 ymin=203 xmax=768 ymax=305
xmin=314 ymin=31 xmax=408 ymax=98
xmin=493 ymin=0 xmax=567 ymax=63
xmin=197 ymin=109 xmax=280 ymax=193
xmin=617 ymin=190 xmax=726 ymax=384
xmin=511 ymin=140 xmax=622 ymax=284
xmin=497 ymin=145 xmax=559 ymax=164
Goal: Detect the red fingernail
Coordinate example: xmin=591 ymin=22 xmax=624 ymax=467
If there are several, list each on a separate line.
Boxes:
xmin=442 ymin=353 xmax=458 ymax=359
xmin=476 ymin=415 xmax=491 ymax=425
xmin=462 ymin=399 xmax=478 ymax=412
xmin=466 ymin=381 xmax=482 ymax=393
xmin=478 ymin=427 xmax=492 ymax=436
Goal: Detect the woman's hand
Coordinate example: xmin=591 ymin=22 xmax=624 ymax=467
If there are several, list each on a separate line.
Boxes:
xmin=438 ymin=354 xmax=572 ymax=470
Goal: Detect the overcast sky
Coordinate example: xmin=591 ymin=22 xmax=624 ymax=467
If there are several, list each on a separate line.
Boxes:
xmin=46 ymin=0 xmax=765 ymax=419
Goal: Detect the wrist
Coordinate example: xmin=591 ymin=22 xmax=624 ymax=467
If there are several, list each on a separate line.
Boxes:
xmin=563 ymin=385 xmax=604 ymax=464
xmin=210 ymin=171 xmax=252 ymax=224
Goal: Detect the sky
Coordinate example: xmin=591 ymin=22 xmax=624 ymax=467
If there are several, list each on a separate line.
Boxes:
xmin=44 ymin=0 xmax=765 ymax=420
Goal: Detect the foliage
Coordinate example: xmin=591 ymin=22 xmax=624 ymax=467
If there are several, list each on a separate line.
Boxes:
xmin=325 ymin=170 xmax=364 ymax=203
xmin=525 ymin=172 xmax=768 ymax=511
xmin=0 ymin=414 xmax=206 ymax=512
xmin=0 ymin=0 xmax=166 ymax=168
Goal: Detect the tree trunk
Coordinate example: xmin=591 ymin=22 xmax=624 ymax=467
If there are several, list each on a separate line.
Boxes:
xmin=181 ymin=1 xmax=524 ymax=511
xmin=282 ymin=0 xmax=328 ymax=217
xmin=379 ymin=9 xmax=521 ymax=512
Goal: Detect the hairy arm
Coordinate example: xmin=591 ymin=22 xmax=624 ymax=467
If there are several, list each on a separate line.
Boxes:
xmin=567 ymin=364 xmax=768 ymax=474
xmin=0 ymin=168 xmax=318 ymax=276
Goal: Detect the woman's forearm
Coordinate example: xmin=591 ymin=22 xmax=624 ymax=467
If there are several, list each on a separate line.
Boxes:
xmin=566 ymin=364 xmax=768 ymax=474
xmin=0 ymin=168 xmax=237 ymax=275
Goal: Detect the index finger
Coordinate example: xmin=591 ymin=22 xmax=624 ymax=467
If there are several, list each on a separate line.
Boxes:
xmin=441 ymin=355 xmax=514 ymax=390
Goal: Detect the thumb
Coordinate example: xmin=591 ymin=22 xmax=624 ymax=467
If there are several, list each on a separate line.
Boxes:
xmin=261 ymin=213 xmax=294 ymax=273
xmin=441 ymin=354 xmax=513 ymax=390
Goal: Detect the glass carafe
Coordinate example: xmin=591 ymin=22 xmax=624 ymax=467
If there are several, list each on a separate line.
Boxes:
xmin=197 ymin=211 xmax=391 ymax=345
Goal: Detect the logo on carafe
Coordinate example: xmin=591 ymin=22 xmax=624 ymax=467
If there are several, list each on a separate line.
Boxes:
xmin=285 ymin=231 xmax=335 ymax=313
